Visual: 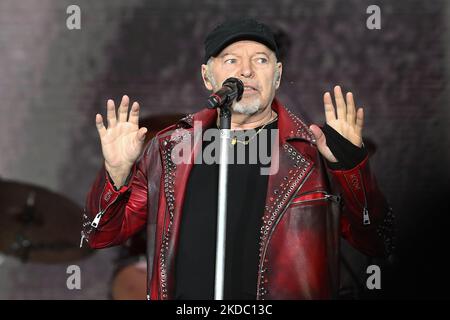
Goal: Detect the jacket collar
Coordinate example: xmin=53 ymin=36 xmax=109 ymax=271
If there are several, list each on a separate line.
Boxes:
xmin=176 ymin=97 xmax=316 ymax=145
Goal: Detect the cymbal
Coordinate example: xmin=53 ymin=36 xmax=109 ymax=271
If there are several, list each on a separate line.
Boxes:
xmin=0 ymin=180 xmax=92 ymax=263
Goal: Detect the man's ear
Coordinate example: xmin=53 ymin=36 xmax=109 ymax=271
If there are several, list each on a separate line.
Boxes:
xmin=201 ymin=64 xmax=213 ymax=91
xmin=275 ymin=62 xmax=282 ymax=89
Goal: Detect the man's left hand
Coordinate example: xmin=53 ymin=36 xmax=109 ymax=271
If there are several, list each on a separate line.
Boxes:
xmin=309 ymin=85 xmax=364 ymax=163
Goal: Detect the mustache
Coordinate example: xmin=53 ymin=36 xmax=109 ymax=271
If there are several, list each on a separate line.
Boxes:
xmin=242 ymin=83 xmax=260 ymax=91
xmin=215 ymin=79 xmax=261 ymax=91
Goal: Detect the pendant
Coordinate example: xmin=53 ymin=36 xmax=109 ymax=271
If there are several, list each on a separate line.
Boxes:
xmin=231 ymin=137 xmax=237 ymax=145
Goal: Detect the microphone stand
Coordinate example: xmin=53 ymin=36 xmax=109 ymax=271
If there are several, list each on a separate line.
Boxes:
xmin=214 ymin=101 xmax=232 ymax=300
xmin=207 ymin=77 xmax=243 ymax=300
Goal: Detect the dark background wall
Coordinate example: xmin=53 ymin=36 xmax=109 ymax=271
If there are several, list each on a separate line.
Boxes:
xmin=0 ymin=0 xmax=448 ymax=299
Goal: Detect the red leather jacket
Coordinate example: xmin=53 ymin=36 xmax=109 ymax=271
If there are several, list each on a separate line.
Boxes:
xmin=82 ymin=98 xmax=393 ymax=300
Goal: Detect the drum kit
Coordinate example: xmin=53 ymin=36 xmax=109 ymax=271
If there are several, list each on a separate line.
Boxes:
xmin=0 ymin=180 xmax=92 ymax=264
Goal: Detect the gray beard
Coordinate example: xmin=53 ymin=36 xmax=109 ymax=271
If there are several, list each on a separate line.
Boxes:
xmin=231 ymin=98 xmax=261 ymax=115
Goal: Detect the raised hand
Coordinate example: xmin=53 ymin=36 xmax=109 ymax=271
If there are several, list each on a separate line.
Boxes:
xmin=95 ymin=95 xmax=147 ymax=187
xmin=309 ymin=85 xmax=364 ymax=163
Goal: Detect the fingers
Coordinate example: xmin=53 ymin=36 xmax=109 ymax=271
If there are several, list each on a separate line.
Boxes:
xmin=309 ymin=124 xmax=326 ymax=146
xmin=327 ymin=86 xmax=359 ymax=127
xmin=128 ymin=102 xmax=140 ymax=126
xmin=346 ymin=92 xmax=356 ymax=126
xmin=323 ymin=92 xmax=336 ymax=123
xmin=118 ymin=95 xmax=130 ymax=123
xmin=334 ymin=85 xmax=347 ymax=120
xmin=95 ymin=114 xmax=107 ymax=138
xmin=105 ymin=95 xmax=141 ymax=127
xmin=309 ymin=124 xmax=338 ymax=162
xmin=356 ymin=107 xmax=364 ymax=136
xmin=136 ymin=127 xmax=148 ymax=142
xmin=106 ymin=99 xmax=117 ymax=128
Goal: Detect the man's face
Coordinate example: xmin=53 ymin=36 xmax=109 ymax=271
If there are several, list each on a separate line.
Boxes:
xmin=202 ymin=40 xmax=282 ymax=115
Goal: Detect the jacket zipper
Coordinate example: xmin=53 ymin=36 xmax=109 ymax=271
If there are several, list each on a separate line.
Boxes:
xmin=91 ymin=194 xmax=119 ymax=228
xmin=291 ymin=190 xmax=341 ymax=205
xmin=90 ymin=209 xmax=105 ymax=228
xmin=79 ymin=182 xmax=120 ymax=247
xmin=358 ymin=169 xmax=370 ymax=226
xmin=80 ymin=206 xmax=110 ymax=247
xmin=91 ymin=178 xmax=121 ymax=229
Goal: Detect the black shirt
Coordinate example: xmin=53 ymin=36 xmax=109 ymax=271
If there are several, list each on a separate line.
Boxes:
xmin=174 ymin=119 xmax=278 ymax=300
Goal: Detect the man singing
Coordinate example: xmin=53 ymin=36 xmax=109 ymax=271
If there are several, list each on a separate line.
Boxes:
xmin=82 ymin=18 xmax=394 ymax=300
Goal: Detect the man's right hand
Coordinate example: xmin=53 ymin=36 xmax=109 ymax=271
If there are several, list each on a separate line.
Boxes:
xmin=96 ymin=95 xmax=147 ymax=188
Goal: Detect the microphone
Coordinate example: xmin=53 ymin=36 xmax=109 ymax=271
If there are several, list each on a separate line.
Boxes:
xmin=207 ymin=77 xmax=244 ymax=109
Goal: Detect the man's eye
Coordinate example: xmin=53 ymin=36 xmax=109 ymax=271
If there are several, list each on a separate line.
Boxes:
xmin=256 ymin=57 xmax=268 ymax=64
xmin=225 ymin=59 xmax=236 ymax=64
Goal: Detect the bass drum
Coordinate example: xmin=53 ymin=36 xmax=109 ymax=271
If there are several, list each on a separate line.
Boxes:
xmin=110 ymin=229 xmax=147 ymax=300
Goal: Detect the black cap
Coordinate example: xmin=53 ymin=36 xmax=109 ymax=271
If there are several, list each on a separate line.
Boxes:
xmin=203 ymin=18 xmax=279 ymax=64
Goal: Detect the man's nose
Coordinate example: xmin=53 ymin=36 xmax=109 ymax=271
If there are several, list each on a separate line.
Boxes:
xmin=240 ymin=59 xmax=254 ymax=78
